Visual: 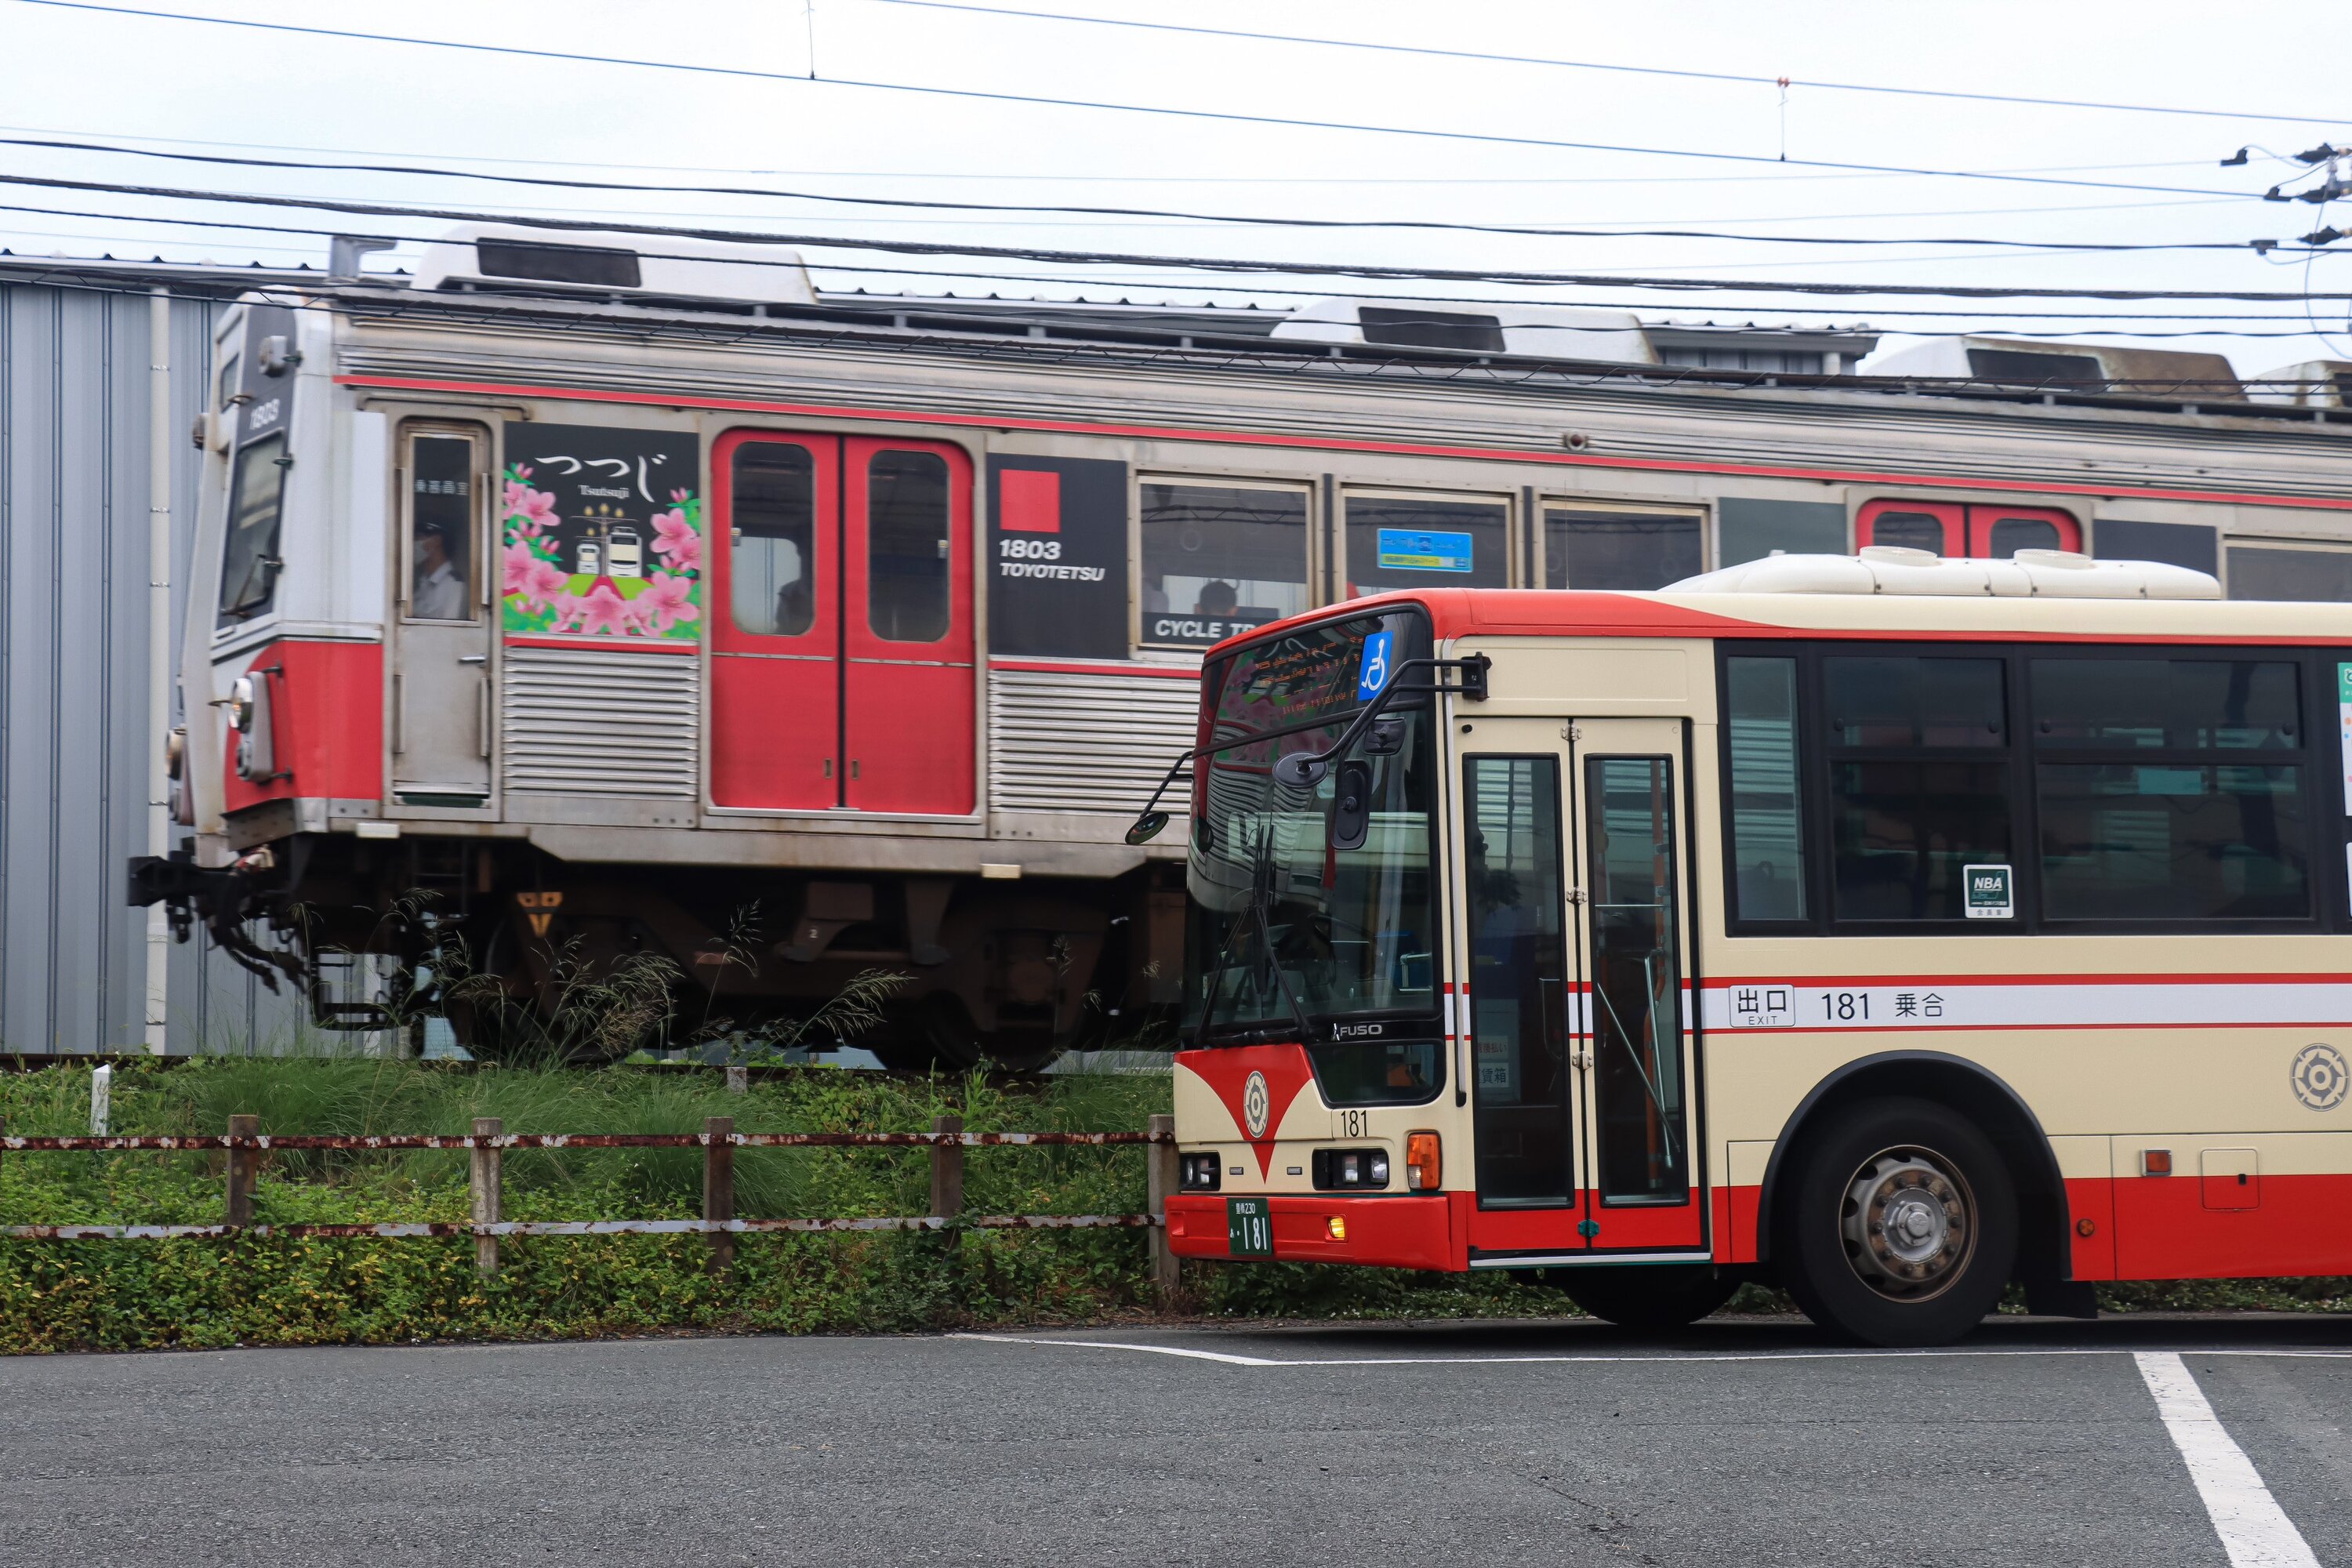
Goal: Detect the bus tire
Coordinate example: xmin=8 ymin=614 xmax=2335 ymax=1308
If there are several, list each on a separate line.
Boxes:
xmin=1555 ymin=1265 xmax=1739 ymax=1332
xmin=1780 ymin=1096 xmax=2017 ymax=1348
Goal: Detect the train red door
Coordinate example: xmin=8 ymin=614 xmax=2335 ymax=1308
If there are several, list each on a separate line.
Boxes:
xmin=842 ymin=437 xmax=975 ymax=813
xmin=1856 ymin=499 xmax=1962 ymax=554
xmin=1965 ymin=505 xmax=2081 ymax=557
xmin=710 ymin=432 xmax=840 ymax=808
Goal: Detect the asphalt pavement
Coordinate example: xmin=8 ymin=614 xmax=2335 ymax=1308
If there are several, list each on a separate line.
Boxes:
xmin=2 ymin=1315 xmax=2347 ymax=1566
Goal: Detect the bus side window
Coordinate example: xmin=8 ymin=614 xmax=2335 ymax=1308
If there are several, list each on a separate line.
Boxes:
xmin=1724 ymin=657 xmax=1808 ymax=922
xmin=1824 ymin=655 xmax=2012 ymax=922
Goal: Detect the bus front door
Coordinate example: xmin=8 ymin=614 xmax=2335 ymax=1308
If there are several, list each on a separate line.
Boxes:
xmin=1567 ymin=719 xmax=1708 ymax=1254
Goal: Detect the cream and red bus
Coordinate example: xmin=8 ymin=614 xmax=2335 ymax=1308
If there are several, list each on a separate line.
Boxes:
xmin=1152 ymin=548 xmax=2352 ymax=1345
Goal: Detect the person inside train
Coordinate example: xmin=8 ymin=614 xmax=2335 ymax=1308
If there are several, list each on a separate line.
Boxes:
xmin=1193 ymin=579 xmax=1240 ymax=619
xmin=412 ymin=520 xmax=468 ymax=620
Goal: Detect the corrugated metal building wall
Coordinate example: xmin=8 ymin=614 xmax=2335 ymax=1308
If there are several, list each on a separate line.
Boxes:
xmin=1 ymin=262 xmax=307 ymax=1054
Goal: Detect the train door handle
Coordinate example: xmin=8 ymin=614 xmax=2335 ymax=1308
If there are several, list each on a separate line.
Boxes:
xmin=477 ymin=680 xmax=492 ymax=759
xmin=459 ymin=654 xmax=488 ymax=666
xmin=392 ymin=673 xmax=405 ymax=754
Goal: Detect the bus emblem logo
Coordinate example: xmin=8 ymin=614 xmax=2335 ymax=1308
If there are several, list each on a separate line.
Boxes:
xmin=1242 ymin=1071 xmax=1271 ymax=1139
xmin=2292 ymin=1044 xmax=2347 ymax=1111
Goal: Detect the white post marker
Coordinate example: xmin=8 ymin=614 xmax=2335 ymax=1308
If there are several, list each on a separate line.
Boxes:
xmin=89 ymin=1064 xmax=112 ymax=1137
xmin=2134 ymin=1351 xmax=2319 ymax=1567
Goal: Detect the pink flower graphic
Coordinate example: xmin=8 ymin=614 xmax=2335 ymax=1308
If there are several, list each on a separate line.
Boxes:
xmin=555 ymin=581 xmax=635 ymax=637
xmin=650 ymin=507 xmax=700 ymax=573
xmin=634 ymin=570 xmax=700 ymax=634
xmin=504 ymin=482 xmax=559 ymax=537
xmin=503 ymin=542 xmax=571 ymax=612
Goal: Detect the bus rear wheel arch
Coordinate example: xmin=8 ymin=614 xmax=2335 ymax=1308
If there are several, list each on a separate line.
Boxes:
xmin=1778 ymin=1095 xmax=2018 ymax=1346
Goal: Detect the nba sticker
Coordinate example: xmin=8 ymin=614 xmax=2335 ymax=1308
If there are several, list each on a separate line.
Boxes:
xmin=1962 ymin=864 xmax=2014 ymax=920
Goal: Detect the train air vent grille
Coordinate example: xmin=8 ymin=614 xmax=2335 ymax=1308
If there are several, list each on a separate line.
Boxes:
xmin=988 ymin=666 xmax=1198 ymax=815
xmin=502 ymin=645 xmax=699 ymax=797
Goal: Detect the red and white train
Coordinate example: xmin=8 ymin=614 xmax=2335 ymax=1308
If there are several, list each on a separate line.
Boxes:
xmin=130 ymin=224 xmax=2352 ymax=1065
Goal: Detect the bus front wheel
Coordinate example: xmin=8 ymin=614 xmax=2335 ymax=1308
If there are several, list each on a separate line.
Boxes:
xmin=1780 ymin=1097 xmax=2017 ymax=1348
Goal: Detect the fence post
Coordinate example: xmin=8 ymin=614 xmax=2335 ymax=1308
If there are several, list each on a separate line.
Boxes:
xmin=1146 ymin=1112 xmax=1179 ymax=1302
xmin=703 ymin=1116 xmax=735 ymax=1275
xmin=470 ymin=1117 xmax=502 ymax=1277
xmin=225 ymin=1113 xmax=258 ymax=1228
xmin=724 ymin=1065 xmax=748 ymax=1095
xmin=930 ymin=1114 xmax=964 ymax=1237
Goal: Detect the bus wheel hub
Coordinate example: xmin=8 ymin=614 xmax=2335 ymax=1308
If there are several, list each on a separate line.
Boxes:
xmin=1842 ymin=1149 xmax=1972 ymax=1299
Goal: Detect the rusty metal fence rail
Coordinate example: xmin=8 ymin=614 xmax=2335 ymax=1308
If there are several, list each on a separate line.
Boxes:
xmin=0 ymin=1113 xmax=1185 ymax=1298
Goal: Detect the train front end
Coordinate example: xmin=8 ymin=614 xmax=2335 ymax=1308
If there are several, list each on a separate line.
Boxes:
xmin=1166 ymin=601 xmax=1470 ymax=1272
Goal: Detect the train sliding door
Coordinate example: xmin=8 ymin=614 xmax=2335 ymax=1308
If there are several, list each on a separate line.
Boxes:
xmin=711 ymin=432 xmax=975 ymax=814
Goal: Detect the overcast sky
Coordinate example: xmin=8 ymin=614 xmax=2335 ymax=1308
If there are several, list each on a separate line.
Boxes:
xmin=6 ymin=0 xmax=2349 ymax=374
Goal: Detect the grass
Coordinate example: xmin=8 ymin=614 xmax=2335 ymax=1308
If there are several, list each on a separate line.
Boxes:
xmin=0 ymin=1057 xmax=2342 ymax=1353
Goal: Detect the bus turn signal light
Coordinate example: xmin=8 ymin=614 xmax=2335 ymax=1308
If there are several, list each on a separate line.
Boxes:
xmin=1326 ymin=1215 xmax=1347 ymax=1241
xmin=1406 ymin=1131 xmax=1441 ymax=1192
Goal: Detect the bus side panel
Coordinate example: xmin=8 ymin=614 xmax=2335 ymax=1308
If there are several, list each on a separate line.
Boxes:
xmin=2112 ymin=1135 xmax=2352 ymax=1280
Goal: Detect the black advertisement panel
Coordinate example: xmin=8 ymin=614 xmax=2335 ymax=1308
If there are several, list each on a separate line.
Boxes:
xmin=986 ymin=456 xmax=1129 ymax=659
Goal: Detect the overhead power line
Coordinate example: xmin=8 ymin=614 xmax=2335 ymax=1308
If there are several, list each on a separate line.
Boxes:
xmin=0 ymin=135 xmax=2285 ymax=253
xmin=868 ymin=0 xmax=2352 ymax=129
xmin=7 ymin=1 xmax=2264 ymax=202
xmin=5 ymin=169 xmax=2347 ymax=302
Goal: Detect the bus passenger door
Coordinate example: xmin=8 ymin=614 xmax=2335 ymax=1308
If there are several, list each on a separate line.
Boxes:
xmin=842 ymin=437 xmax=975 ymax=814
xmin=711 ymin=433 xmax=840 ymax=808
xmin=1460 ymin=726 xmax=1584 ymax=1257
xmin=1567 ymin=719 xmax=1707 ymax=1253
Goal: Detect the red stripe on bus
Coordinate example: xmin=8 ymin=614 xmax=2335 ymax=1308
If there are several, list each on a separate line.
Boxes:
xmin=334 ymin=373 xmax=2352 ymax=515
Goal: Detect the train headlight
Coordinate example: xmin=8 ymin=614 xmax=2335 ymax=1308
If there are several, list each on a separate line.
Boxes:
xmin=227 ymin=675 xmax=256 ymax=732
xmin=164 ymin=726 xmax=186 ymax=781
xmin=1179 ymin=1152 xmax=1221 ymax=1192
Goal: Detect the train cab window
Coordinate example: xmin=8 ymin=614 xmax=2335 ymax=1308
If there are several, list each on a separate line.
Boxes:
xmin=1542 ymin=507 xmax=1701 ymax=590
xmin=1138 ymin=481 xmax=1309 ymax=648
xmin=1344 ymin=492 xmax=1509 ymax=595
xmin=730 ymin=443 xmax=817 ymax=637
xmin=217 ymin=433 xmax=289 ymax=624
xmin=866 ymin=449 xmax=951 ymax=642
xmin=2031 ymin=657 xmax=2310 ymax=922
xmin=404 ymin=434 xmax=477 ymax=622
xmin=1824 ymin=655 xmax=2013 ymax=922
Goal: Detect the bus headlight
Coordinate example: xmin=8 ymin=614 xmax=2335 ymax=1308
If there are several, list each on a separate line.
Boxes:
xmin=1311 ymin=1149 xmax=1390 ymax=1190
xmin=1406 ymin=1131 xmax=1441 ymax=1192
xmin=1179 ymin=1152 xmax=1221 ymax=1192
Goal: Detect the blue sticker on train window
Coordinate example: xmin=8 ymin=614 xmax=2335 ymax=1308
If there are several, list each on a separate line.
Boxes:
xmin=1375 ymin=528 xmax=1473 ymax=573
xmin=1356 ymin=630 xmax=1395 ymax=701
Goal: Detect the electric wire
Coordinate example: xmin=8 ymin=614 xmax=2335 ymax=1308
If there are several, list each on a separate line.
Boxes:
xmin=0 ymin=133 xmax=2288 ymax=252
xmin=4 ymin=1 xmax=2270 ymax=202
xmin=869 ymin=0 xmax=2352 ymax=129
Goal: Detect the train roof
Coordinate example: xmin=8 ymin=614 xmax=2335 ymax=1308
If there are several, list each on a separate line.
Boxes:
xmin=6 ymin=249 xmax=2343 ymax=434
xmin=1216 ymin=583 xmax=2352 ymax=655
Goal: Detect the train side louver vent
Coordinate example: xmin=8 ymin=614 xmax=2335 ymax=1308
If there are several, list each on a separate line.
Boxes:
xmin=502 ymin=645 xmax=699 ymax=798
xmin=988 ymin=666 xmax=1199 ymax=815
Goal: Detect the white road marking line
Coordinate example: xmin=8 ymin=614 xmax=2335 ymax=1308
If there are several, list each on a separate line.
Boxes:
xmin=959 ymin=1335 xmax=2352 ymax=1369
xmin=2134 ymin=1351 xmax=2321 ymax=1568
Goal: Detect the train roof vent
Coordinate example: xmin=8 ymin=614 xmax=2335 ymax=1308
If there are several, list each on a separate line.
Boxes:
xmin=1859 ymin=335 xmax=2243 ymax=399
xmin=410 ymin=224 xmax=815 ymax=307
xmin=1668 ymin=548 xmax=2220 ymax=600
xmin=2245 ymin=359 xmax=2352 ymax=408
xmin=1269 ymin=297 xmax=1657 ymax=364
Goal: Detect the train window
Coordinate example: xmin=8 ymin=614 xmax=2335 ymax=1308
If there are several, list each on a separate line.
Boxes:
xmin=1543 ymin=507 xmax=1701 ymax=590
xmin=404 ymin=434 xmax=477 ymax=622
xmin=1723 ymin=657 xmax=1809 ymax=922
xmin=1868 ymin=510 xmax=1948 ymax=554
xmin=1984 ymin=514 xmax=2063 ymax=557
xmin=866 ymin=449 xmax=951 ymax=643
xmin=1138 ymin=481 xmax=1309 ymax=648
xmin=1344 ymin=492 xmax=1509 ymax=595
xmin=2227 ymin=544 xmax=2352 ymax=603
xmin=217 ymin=433 xmax=288 ymax=624
xmin=731 ymin=443 xmax=818 ymax=637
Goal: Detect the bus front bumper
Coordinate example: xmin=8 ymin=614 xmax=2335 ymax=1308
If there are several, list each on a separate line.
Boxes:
xmin=1165 ymin=1193 xmax=1456 ymax=1271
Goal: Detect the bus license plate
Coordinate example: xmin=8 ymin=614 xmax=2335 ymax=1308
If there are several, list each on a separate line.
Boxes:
xmin=1227 ymin=1196 xmax=1273 ymax=1258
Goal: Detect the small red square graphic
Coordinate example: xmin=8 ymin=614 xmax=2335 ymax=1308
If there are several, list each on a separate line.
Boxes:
xmin=1000 ymin=469 xmax=1062 ymax=533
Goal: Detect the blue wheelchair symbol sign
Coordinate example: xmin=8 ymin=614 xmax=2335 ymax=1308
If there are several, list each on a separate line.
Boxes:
xmin=1356 ymin=631 xmax=1395 ymax=702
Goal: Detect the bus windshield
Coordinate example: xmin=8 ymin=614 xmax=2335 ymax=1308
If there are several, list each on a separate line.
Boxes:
xmin=1188 ymin=607 xmax=1443 ymax=1101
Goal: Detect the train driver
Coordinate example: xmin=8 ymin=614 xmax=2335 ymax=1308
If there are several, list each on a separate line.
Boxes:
xmin=412 ymin=520 xmax=469 ymax=620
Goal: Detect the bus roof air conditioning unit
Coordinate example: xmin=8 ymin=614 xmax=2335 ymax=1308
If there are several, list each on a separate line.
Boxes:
xmin=1667 ymin=549 xmax=2221 ymax=600
xmin=411 ymin=223 xmax=817 ymax=308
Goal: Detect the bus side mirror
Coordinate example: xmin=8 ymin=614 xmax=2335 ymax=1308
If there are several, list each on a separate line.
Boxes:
xmin=1124 ymin=811 xmax=1169 ymax=846
xmin=1329 ymin=760 xmax=1372 ymax=851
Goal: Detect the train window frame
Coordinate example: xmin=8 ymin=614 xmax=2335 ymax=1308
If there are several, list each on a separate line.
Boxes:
xmin=1715 ymin=639 xmax=2333 ymax=939
xmin=1339 ymin=485 xmax=1519 ymax=599
xmin=1537 ymin=499 xmax=1708 ymax=590
xmin=863 ymin=446 xmax=954 ymax=644
xmin=1131 ymin=472 xmax=1318 ymax=654
xmin=396 ymin=421 xmax=488 ymax=626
